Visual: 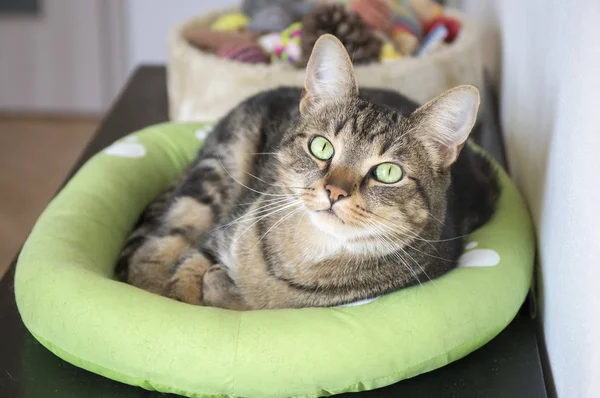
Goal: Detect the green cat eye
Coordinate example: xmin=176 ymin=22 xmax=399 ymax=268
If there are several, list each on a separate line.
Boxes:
xmin=309 ymin=136 xmax=334 ymax=161
xmin=374 ymin=163 xmax=403 ymax=184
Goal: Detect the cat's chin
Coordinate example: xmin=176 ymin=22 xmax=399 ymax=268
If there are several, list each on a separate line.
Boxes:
xmin=308 ymin=210 xmax=365 ymax=240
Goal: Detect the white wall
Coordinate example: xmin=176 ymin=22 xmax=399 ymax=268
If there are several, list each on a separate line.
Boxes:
xmin=0 ymin=1 xmax=107 ymax=114
xmin=0 ymin=0 xmax=241 ymax=114
xmin=0 ymin=0 xmax=232 ymax=114
xmin=125 ymin=0 xmax=237 ymax=74
xmin=461 ymin=1 xmax=600 ymax=397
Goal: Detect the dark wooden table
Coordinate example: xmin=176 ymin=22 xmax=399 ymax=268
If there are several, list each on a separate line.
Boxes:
xmin=0 ymin=66 xmax=547 ymax=398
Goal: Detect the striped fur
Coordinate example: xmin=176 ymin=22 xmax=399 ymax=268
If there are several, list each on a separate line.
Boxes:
xmin=117 ymin=36 xmax=499 ymax=309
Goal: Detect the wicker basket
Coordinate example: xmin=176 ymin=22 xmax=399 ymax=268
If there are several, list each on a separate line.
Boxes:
xmin=168 ymin=7 xmax=483 ymax=122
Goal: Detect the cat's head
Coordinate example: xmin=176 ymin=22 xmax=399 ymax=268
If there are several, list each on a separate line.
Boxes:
xmin=276 ymin=35 xmax=480 ymax=243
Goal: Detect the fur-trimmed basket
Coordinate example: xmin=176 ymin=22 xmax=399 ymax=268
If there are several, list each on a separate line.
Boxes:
xmin=168 ymin=7 xmax=483 ymax=122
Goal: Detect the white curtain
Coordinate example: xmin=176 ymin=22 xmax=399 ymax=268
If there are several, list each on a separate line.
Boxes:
xmin=460 ymin=1 xmax=600 ymax=397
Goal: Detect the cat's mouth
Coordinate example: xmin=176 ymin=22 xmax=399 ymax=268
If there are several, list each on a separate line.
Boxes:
xmin=309 ymin=205 xmax=371 ymax=240
xmin=315 ymin=208 xmax=345 ymax=224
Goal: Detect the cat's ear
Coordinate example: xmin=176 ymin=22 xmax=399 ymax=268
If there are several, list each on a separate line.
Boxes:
xmin=300 ymin=34 xmax=358 ymax=114
xmin=412 ymin=85 xmax=480 ymax=169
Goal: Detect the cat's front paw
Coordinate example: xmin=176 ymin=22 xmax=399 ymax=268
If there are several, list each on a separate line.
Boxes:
xmin=164 ymin=251 xmax=211 ymax=305
xmin=202 ymin=265 xmax=249 ymax=311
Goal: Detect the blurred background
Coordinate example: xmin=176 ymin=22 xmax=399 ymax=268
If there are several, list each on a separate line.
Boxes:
xmin=0 ymin=0 xmax=237 ymax=274
xmin=1 ymin=1 xmax=599 ymax=397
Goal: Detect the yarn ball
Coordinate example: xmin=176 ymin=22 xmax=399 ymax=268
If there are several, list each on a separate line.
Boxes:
xmin=257 ymin=32 xmax=282 ymax=54
xmin=379 ymin=41 xmax=402 ymax=63
xmin=210 ymin=13 xmax=249 ymax=32
xmin=424 ymin=16 xmax=461 ymax=43
xmin=390 ymin=27 xmax=419 ymax=55
xmin=349 ymin=0 xmax=393 ymax=32
xmin=391 ymin=16 xmax=421 ymax=39
xmin=408 ymin=0 xmax=442 ymax=23
xmin=281 ymin=22 xmax=303 ymax=43
xmin=272 ymin=22 xmax=303 ymax=64
xmin=415 ymin=24 xmax=448 ymax=56
xmin=186 ymin=29 xmax=257 ymax=52
xmin=217 ymin=43 xmax=271 ymax=64
xmin=301 ymin=3 xmax=383 ymax=66
xmin=391 ymin=0 xmax=423 ymax=38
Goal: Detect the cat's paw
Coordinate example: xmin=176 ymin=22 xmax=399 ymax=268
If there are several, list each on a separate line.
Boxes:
xmin=164 ymin=252 xmax=211 ymax=305
xmin=202 ymin=265 xmax=249 ymax=310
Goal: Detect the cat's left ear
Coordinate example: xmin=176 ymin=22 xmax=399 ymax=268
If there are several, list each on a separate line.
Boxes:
xmin=300 ymin=34 xmax=358 ymax=115
xmin=411 ymin=85 xmax=480 ymax=169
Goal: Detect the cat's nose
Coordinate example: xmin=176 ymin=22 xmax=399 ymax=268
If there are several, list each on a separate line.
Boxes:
xmin=325 ymin=184 xmax=349 ymax=204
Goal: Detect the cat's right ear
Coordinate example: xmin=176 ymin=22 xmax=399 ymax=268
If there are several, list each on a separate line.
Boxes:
xmin=411 ymin=85 xmax=480 ymax=169
xmin=300 ymin=34 xmax=358 ymax=115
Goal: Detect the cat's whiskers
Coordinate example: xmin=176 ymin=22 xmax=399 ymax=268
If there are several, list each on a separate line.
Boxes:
xmin=369 ymin=218 xmax=453 ymax=262
xmin=352 ymin=207 xmax=437 ymax=250
xmin=395 ymin=245 xmax=433 ymax=284
xmin=212 ymin=197 xmax=301 ymax=233
xmin=227 ymin=198 xmax=300 ymax=228
xmin=233 ymin=196 xmax=299 ymax=207
xmin=233 ymin=199 xmax=303 ymax=242
xmin=421 ymin=210 xmax=446 ymax=227
xmin=252 ymin=206 xmax=304 ymax=250
xmin=293 ymin=210 xmax=310 ymax=241
xmin=353 ymin=207 xmax=452 ymax=265
xmin=365 ymin=219 xmax=434 ymax=284
xmin=361 ymin=220 xmax=422 ymax=286
xmin=379 ymin=219 xmax=468 ymax=244
xmin=216 ymin=155 xmax=299 ymax=198
xmin=364 ymin=208 xmax=467 ymax=244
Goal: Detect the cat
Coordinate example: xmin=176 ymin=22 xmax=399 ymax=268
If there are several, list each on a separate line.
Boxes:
xmin=116 ymin=34 xmax=500 ymax=310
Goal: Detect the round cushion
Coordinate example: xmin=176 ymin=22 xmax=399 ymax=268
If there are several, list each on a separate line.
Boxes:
xmin=15 ymin=123 xmax=534 ymax=398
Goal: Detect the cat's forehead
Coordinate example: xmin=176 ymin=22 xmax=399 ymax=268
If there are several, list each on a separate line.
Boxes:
xmin=330 ymin=103 xmax=412 ymax=151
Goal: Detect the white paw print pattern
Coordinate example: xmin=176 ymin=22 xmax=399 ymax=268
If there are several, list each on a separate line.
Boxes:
xmin=104 ymin=136 xmax=147 ymax=158
xmin=458 ymin=241 xmax=501 ymax=267
xmin=195 ymin=124 xmax=215 ymax=141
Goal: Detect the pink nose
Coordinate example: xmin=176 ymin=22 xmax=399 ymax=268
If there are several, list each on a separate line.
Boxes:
xmin=325 ymin=184 xmax=348 ymax=203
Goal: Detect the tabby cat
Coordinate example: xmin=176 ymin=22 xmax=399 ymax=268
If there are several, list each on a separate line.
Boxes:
xmin=117 ymin=35 xmax=499 ymax=310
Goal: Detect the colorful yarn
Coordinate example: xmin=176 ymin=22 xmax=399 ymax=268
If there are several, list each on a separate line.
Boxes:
xmin=260 ymin=22 xmax=303 ymax=65
xmin=217 ymin=43 xmax=271 ymax=64
xmin=390 ymin=27 xmax=419 ymax=55
xmin=424 ymin=16 xmax=461 ymax=43
xmin=210 ymin=13 xmax=249 ymax=32
xmin=379 ymin=41 xmax=403 ymax=62
xmin=393 ymin=18 xmax=422 ymax=39
xmin=415 ymin=24 xmax=448 ymax=56
xmin=391 ymin=0 xmax=423 ymax=37
xmin=257 ymin=32 xmax=282 ymax=54
xmin=186 ymin=29 xmax=257 ymax=52
xmin=409 ymin=0 xmax=442 ymax=23
xmin=349 ymin=0 xmax=393 ymax=32
xmin=276 ymin=22 xmax=303 ymax=64
xmin=281 ymin=22 xmax=302 ymax=44
xmin=202 ymin=0 xmax=456 ymax=67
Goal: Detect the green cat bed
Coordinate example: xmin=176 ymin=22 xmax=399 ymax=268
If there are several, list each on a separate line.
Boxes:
xmin=15 ymin=123 xmax=534 ymax=398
